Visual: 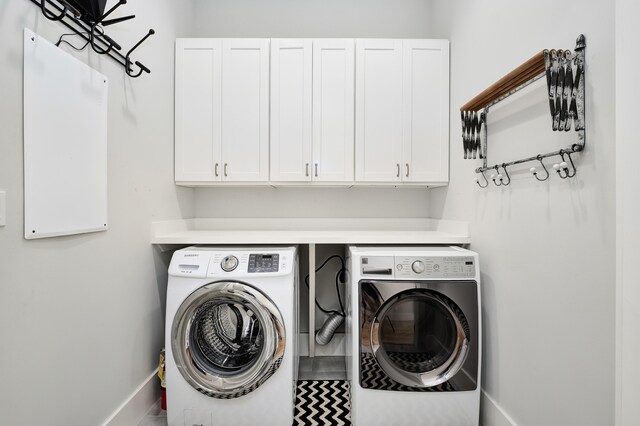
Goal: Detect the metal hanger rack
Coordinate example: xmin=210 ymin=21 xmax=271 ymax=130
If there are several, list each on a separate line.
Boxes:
xmin=29 ymin=0 xmax=155 ymax=78
xmin=460 ymin=34 xmax=586 ymax=188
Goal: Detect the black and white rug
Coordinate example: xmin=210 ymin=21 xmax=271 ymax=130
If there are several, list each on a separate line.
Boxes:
xmin=293 ymin=380 xmax=351 ymax=425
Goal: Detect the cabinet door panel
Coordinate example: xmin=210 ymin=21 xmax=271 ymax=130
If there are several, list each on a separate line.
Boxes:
xmin=355 ymin=40 xmax=403 ymax=182
xmin=175 ymin=39 xmax=222 ymax=182
xmin=270 ymin=39 xmax=312 ymax=182
xmin=222 ymin=39 xmax=269 ymax=182
xmin=313 ymin=39 xmax=355 ymax=182
xmin=403 ymin=40 xmax=449 ymax=182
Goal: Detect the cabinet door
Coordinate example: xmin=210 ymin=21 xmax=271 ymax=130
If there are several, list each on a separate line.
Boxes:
xmin=221 ymin=39 xmax=270 ymax=182
xmin=175 ymin=39 xmax=222 ymax=182
xmin=355 ymin=40 xmax=403 ymax=182
xmin=312 ymin=39 xmax=355 ymax=182
xmin=270 ymin=39 xmax=312 ymax=182
xmin=402 ymin=40 xmax=449 ymax=183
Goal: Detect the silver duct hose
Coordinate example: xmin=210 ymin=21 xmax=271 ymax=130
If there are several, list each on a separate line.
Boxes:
xmin=315 ymin=312 xmax=345 ymax=346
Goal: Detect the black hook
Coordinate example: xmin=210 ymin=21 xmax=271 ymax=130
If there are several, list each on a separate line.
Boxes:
xmin=101 ymin=15 xmax=135 ymax=27
xmin=554 ymin=150 xmax=577 ymax=179
xmin=40 ymin=0 xmax=66 ymax=21
xmin=126 ymin=29 xmax=155 ymax=78
xmin=491 ymin=165 xmax=504 ymax=186
xmin=499 ymin=163 xmax=511 ymax=186
xmin=530 ymin=155 xmax=550 ymax=181
xmin=474 ymin=171 xmax=489 ymax=188
xmin=98 ymin=0 xmax=127 ymax=24
xmin=89 ymin=23 xmax=120 ymax=55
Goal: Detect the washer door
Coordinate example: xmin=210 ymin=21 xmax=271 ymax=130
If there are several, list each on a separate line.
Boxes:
xmin=370 ymin=289 xmax=470 ymax=388
xmin=172 ymin=281 xmax=285 ymax=399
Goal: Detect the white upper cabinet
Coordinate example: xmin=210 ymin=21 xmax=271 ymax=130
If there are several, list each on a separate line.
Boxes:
xmin=312 ymin=39 xmax=355 ymax=182
xmin=355 ymin=40 xmax=404 ymax=182
xmin=175 ymin=38 xmax=269 ymax=183
xmin=270 ymin=39 xmax=354 ymax=183
xmin=270 ymin=39 xmax=313 ymax=182
xmin=175 ymin=39 xmax=222 ymax=182
xmin=176 ymin=38 xmax=448 ymax=186
xmin=355 ymin=39 xmax=449 ymax=183
xmin=402 ymin=40 xmax=449 ymax=183
xmin=221 ymin=39 xmax=270 ymax=182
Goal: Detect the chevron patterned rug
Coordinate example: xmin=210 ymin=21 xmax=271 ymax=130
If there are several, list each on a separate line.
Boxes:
xmin=294 ymin=380 xmax=351 ymax=425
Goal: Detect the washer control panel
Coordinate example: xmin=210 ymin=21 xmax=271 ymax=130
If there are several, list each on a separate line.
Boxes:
xmin=395 ymin=256 xmax=476 ymax=278
xmin=248 ymin=253 xmax=280 ymax=273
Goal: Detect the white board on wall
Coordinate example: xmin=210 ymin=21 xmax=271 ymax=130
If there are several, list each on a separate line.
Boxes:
xmin=23 ymin=28 xmax=108 ymax=240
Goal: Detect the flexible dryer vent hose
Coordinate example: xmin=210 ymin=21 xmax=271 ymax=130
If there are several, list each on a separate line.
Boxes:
xmin=315 ymin=312 xmax=345 ymax=346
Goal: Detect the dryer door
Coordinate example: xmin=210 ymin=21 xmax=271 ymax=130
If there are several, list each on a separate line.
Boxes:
xmin=369 ymin=288 xmax=470 ymax=389
xmin=171 ymin=280 xmax=285 ymax=399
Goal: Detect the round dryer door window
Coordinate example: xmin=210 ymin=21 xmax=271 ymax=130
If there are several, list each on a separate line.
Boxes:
xmin=171 ymin=281 xmax=285 ymax=399
xmin=370 ymin=289 xmax=470 ymax=388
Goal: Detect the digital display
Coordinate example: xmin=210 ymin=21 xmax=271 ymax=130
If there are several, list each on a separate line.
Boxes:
xmin=248 ymin=253 xmax=279 ymax=273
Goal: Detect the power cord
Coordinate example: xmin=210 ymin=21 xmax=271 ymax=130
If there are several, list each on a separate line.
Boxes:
xmin=55 ymin=25 xmax=104 ymax=51
xmin=303 ymin=254 xmax=346 ymax=317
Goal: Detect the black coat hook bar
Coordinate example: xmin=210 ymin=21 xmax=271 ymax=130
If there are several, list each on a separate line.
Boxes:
xmin=29 ymin=0 xmax=153 ymax=78
xmin=475 ymin=144 xmax=583 ymax=175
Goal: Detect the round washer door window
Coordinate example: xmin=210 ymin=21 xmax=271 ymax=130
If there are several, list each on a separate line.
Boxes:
xmin=172 ymin=281 xmax=285 ymax=399
xmin=370 ymin=289 xmax=470 ymax=388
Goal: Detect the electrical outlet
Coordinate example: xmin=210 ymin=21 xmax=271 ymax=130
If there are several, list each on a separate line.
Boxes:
xmin=0 ymin=191 xmax=5 ymax=226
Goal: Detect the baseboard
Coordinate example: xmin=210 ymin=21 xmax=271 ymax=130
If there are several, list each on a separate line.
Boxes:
xmin=299 ymin=333 xmax=345 ymax=356
xmin=102 ymin=369 xmax=160 ymax=426
xmin=481 ymin=390 xmax=519 ymax=426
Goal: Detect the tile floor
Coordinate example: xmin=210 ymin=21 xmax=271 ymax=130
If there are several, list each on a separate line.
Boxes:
xmin=298 ymin=356 xmax=346 ymax=380
xmin=138 ymin=356 xmax=345 ymax=425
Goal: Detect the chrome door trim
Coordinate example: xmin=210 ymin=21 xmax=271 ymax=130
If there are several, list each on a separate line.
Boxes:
xmin=171 ymin=280 xmax=285 ymax=399
xmin=369 ymin=289 xmax=469 ymax=388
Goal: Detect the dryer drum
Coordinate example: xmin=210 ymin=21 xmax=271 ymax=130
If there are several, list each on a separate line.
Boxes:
xmin=370 ymin=289 xmax=470 ymax=389
xmin=171 ymin=281 xmax=286 ymax=399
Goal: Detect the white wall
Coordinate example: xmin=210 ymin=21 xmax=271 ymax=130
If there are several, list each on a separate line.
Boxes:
xmin=0 ymin=1 xmax=192 ymax=424
xmin=615 ymin=0 xmax=640 ymax=424
xmin=429 ymin=1 xmax=615 ymax=425
xmin=191 ymin=0 xmax=433 ymax=39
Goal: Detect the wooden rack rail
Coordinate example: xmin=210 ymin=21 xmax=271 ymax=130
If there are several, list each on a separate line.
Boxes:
xmin=460 ymin=35 xmax=586 ymax=188
xmin=460 ymin=51 xmax=545 ymax=112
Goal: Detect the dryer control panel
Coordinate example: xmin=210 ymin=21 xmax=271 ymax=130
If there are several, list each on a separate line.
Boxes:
xmin=395 ymin=256 xmax=476 ymax=279
xmin=360 ymin=255 xmax=476 ymax=279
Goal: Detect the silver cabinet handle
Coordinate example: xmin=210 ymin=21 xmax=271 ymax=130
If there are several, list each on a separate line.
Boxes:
xmin=224 ymin=163 xmax=228 ymax=177
xmin=406 ymin=163 xmax=410 ymax=177
xmin=215 ymin=163 xmax=219 ymax=177
xmin=396 ymin=163 xmax=400 ymax=178
xmin=306 ymin=163 xmax=309 ymax=177
xmin=315 ymin=163 xmax=318 ymax=177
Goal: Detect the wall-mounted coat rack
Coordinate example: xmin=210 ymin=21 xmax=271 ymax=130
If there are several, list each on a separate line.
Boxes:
xmin=29 ymin=0 xmax=155 ymax=78
xmin=460 ymin=35 xmax=586 ymax=188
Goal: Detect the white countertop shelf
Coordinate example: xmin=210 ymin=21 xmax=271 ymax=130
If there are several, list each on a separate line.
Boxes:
xmin=151 ymin=218 xmax=470 ymax=245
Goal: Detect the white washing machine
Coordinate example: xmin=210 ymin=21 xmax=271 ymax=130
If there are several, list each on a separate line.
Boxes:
xmin=346 ymin=246 xmax=481 ymax=426
xmin=165 ymin=246 xmax=298 ymax=426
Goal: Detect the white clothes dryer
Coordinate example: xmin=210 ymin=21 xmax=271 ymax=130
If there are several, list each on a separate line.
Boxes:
xmin=165 ymin=246 xmax=298 ymax=426
xmin=346 ymin=246 xmax=481 ymax=426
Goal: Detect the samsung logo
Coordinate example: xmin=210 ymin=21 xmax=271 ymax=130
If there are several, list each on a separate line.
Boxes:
xmin=184 ymin=254 xmax=199 ymax=257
